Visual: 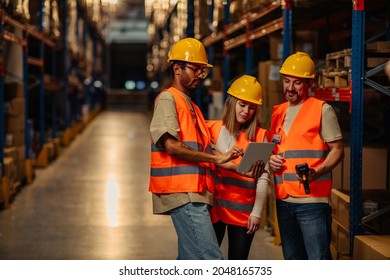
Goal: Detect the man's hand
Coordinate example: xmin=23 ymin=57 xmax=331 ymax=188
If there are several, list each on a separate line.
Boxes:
xmin=269 ymin=154 xmax=285 ymax=172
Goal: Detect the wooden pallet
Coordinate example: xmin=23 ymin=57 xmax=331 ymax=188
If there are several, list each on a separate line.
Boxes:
xmin=318 ymin=70 xmax=351 ymax=88
xmin=326 ymin=48 xmax=352 ymax=71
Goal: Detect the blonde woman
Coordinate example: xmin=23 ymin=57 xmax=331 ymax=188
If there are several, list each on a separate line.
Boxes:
xmin=207 ymin=75 xmax=271 ymax=260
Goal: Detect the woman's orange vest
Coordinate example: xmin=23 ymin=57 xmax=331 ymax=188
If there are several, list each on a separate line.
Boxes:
xmin=207 ymin=120 xmax=268 ymax=227
xmin=149 ymin=87 xmax=215 ymax=194
xmin=270 ymin=97 xmax=332 ymax=199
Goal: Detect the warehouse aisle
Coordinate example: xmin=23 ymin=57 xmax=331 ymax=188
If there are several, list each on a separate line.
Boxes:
xmin=0 ymin=109 xmax=282 ymax=260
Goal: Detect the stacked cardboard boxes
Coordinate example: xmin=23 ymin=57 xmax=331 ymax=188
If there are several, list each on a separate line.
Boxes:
xmin=331 ymin=144 xmax=389 ymax=259
xmin=366 ymin=41 xmax=390 ymax=68
xmin=3 ymin=82 xmax=27 ymax=198
xmin=257 ymin=60 xmax=283 ymax=130
xmin=331 ymin=188 xmax=390 ymax=259
xmin=340 ymin=146 xmax=388 ymax=190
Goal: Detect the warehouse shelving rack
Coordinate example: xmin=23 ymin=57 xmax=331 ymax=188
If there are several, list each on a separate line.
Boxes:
xmin=145 ymin=0 xmax=389 ymax=257
xmin=201 ymin=0 xmax=389 ymax=257
xmin=0 ymin=1 xmax=107 ymax=208
xmin=0 ymin=7 xmax=58 ymax=192
xmin=202 ymin=1 xmax=285 ymax=100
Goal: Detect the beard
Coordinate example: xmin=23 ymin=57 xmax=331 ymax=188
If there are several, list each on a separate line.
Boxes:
xmin=285 ymin=91 xmax=297 ymax=100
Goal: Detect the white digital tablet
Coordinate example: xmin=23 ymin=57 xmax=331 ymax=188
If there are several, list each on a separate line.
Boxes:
xmin=236 ymin=142 xmax=275 ymax=173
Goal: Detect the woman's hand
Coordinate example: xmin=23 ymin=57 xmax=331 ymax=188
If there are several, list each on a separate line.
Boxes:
xmin=247 ymin=215 xmax=261 ymax=234
xmin=238 ymin=160 xmax=265 ymax=181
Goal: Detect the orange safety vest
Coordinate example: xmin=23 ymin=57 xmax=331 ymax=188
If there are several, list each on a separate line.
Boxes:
xmin=149 ymin=87 xmax=215 ymax=194
xmin=207 ymin=120 xmax=268 ymax=227
xmin=270 ymin=97 xmax=332 ymax=199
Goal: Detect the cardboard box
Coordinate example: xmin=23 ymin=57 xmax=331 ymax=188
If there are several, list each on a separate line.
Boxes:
xmin=5 ymin=131 xmax=25 ymax=147
xmin=4 ymin=98 xmax=25 ymax=116
xmin=269 ymin=34 xmax=283 ymax=60
xmin=332 ymin=162 xmax=343 ymax=188
xmin=331 ymin=220 xmax=350 ymax=257
xmin=331 ymin=188 xmax=390 ymax=234
xmin=343 ymin=146 xmax=388 ymax=190
xmin=3 ymin=157 xmax=16 ymax=179
xmin=366 ymin=41 xmax=390 ymax=51
xmin=5 ymin=115 xmax=25 ymax=133
xmin=4 ymin=82 xmax=24 ymax=100
xmin=366 ymin=57 xmax=389 ymax=68
xmin=331 ymin=189 xmax=350 ymax=229
xmin=353 ymin=235 xmax=390 ymax=260
xmin=258 ymin=60 xmax=283 ymax=129
xmin=294 ymin=30 xmax=319 ymax=59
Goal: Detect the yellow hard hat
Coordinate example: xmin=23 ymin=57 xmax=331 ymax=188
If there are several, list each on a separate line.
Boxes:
xmin=227 ymin=75 xmax=263 ymax=105
xmin=279 ymin=51 xmax=316 ymax=79
xmin=167 ymin=38 xmax=213 ymax=67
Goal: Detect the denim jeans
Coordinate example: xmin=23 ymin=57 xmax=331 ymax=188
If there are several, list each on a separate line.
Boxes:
xmin=170 ymin=202 xmax=223 ymax=260
xmin=276 ymin=199 xmax=332 ymax=260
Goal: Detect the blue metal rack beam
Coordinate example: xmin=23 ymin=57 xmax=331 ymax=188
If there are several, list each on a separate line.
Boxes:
xmin=349 ymin=0 xmax=365 ymax=256
xmin=186 ymin=0 xmax=195 ymax=38
xmin=62 ymin=0 xmax=69 ymax=129
xmin=207 ymin=0 xmax=215 ymax=74
xmin=38 ymin=44 xmax=45 ymax=148
xmin=0 ymin=19 xmax=4 ymax=175
xmin=36 ymin=0 xmax=45 ymax=149
xmin=23 ymin=30 xmax=31 ymax=158
xmin=51 ymin=48 xmax=57 ymax=139
xmin=92 ymin=32 xmax=98 ymax=110
xmin=83 ymin=22 xmax=90 ymax=114
xmin=282 ymin=0 xmax=292 ymax=61
xmin=223 ymin=1 xmax=230 ymax=101
xmin=245 ymin=18 xmax=253 ymax=75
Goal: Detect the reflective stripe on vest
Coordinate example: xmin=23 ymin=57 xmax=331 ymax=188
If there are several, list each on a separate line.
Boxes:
xmin=216 ymin=198 xmax=254 ymax=212
xmin=207 ymin=120 xmax=267 ymax=227
xmin=149 ymin=87 xmax=214 ymax=194
xmin=270 ymin=98 xmax=332 ymax=199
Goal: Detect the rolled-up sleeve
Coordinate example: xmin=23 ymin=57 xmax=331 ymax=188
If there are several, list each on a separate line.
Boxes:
xmin=320 ymin=104 xmax=343 ymax=143
xmin=150 ymin=92 xmax=180 ymax=147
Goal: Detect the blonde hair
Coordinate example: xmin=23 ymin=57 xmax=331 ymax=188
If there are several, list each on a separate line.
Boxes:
xmin=222 ymin=96 xmax=259 ymax=141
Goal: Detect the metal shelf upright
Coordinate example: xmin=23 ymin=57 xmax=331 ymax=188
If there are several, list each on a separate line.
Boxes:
xmin=222 ymin=0 xmax=230 ymax=101
xmin=62 ymin=0 xmax=69 ymax=130
xmin=349 ymin=0 xmax=365 ymax=256
xmin=0 ymin=13 xmax=5 ymax=179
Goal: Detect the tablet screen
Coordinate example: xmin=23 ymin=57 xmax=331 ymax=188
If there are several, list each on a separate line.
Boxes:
xmin=236 ymin=142 xmax=275 ymax=173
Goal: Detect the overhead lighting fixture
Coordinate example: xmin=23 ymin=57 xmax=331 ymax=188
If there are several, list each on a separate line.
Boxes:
xmin=125 ymin=80 xmax=136 ymax=90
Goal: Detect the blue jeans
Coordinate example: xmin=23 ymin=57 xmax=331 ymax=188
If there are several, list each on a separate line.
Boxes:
xmin=170 ymin=202 xmax=223 ymax=260
xmin=276 ymin=199 xmax=332 ymax=260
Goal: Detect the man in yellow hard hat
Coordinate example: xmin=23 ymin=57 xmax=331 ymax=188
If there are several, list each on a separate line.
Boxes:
xmin=269 ymin=52 xmax=344 ymax=259
xmin=149 ymin=38 xmax=243 ymax=260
